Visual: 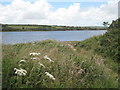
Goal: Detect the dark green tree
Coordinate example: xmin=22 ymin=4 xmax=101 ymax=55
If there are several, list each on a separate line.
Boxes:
xmin=103 ymin=21 xmax=109 ymax=29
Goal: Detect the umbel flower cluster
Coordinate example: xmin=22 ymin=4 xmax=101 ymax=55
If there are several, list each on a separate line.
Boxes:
xmin=14 ymin=68 xmax=27 ymax=76
xmin=14 ymin=52 xmax=55 ymax=80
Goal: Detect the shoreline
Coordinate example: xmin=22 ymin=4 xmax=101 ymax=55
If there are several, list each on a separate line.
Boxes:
xmin=2 ymin=40 xmax=81 ymax=45
xmin=1 ymin=29 xmax=106 ymax=32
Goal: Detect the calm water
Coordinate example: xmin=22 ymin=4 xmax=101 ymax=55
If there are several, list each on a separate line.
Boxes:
xmin=2 ymin=30 xmax=107 ymax=44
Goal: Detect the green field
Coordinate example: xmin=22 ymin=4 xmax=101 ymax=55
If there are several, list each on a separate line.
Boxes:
xmin=2 ymin=24 xmax=106 ymax=31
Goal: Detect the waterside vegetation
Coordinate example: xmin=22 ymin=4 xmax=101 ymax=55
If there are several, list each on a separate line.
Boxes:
xmin=2 ymin=18 xmax=119 ymax=88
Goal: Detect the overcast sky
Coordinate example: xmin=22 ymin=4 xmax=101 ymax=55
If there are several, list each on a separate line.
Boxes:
xmin=0 ymin=0 xmax=119 ymax=26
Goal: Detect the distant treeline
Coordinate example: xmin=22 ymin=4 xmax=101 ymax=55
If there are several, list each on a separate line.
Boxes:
xmin=1 ymin=24 xmax=106 ymax=31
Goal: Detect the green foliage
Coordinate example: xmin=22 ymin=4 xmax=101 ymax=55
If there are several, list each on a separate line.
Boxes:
xmin=103 ymin=21 xmax=109 ymax=29
xmin=75 ymin=18 xmax=119 ymax=62
xmin=109 ymin=18 xmax=120 ymax=29
xmin=2 ymin=40 xmax=118 ymax=88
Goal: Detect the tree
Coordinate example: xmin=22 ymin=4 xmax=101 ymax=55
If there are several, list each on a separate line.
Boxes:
xmin=103 ymin=21 xmax=109 ymax=29
xmin=22 ymin=27 xmax=24 ymax=29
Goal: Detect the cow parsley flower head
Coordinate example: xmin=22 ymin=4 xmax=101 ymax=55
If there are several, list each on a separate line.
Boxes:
xmin=29 ymin=52 xmax=40 ymax=56
xmin=31 ymin=57 xmax=39 ymax=60
xmin=19 ymin=64 xmax=22 ymax=67
xmin=14 ymin=68 xmax=27 ymax=76
xmin=45 ymin=72 xmax=55 ymax=80
xmin=44 ymin=55 xmax=54 ymax=62
xmin=19 ymin=60 xmax=26 ymax=63
xmin=39 ymin=62 xmax=45 ymax=68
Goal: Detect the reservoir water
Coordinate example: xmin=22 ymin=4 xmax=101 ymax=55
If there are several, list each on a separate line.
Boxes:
xmin=2 ymin=30 xmax=107 ymax=44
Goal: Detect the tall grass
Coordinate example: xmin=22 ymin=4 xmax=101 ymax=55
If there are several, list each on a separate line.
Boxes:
xmin=2 ymin=40 xmax=118 ymax=88
xmin=75 ymin=29 xmax=119 ymax=72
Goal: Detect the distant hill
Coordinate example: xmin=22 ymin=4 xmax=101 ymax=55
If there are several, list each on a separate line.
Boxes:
xmin=1 ymin=24 xmax=106 ymax=31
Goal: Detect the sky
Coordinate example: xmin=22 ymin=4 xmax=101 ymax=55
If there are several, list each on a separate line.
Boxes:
xmin=0 ymin=0 xmax=119 ymax=26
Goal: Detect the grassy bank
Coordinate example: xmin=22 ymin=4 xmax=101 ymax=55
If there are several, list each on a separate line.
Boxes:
xmin=2 ymin=39 xmax=118 ymax=88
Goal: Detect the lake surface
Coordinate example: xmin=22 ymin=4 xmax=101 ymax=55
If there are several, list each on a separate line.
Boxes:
xmin=2 ymin=30 xmax=107 ymax=44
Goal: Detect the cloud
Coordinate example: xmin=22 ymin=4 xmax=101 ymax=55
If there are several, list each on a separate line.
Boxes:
xmin=0 ymin=0 xmax=115 ymax=3
xmin=0 ymin=0 xmax=118 ymax=26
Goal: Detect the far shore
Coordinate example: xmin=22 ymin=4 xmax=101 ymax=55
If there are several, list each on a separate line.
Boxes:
xmin=1 ymin=24 xmax=106 ymax=32
xmin=1 ymin=29 xmax=106 ymax=32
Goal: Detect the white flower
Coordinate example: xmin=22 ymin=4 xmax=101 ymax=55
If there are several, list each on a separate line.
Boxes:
xmin=44 ymin=55 xmax=54 ymax=62
xmin=19 ymin=60 xmax=26 ymax=63
xmin=29 ymin=52 xmax=40 ymax=56
xmin=31 ymin=57 xmax=39 ymax=60
xmin=39 ymin=62 xmax=45 ymax=68
xmin=45 ymin=72 xmax=55 ymax=80
xmin=14 ymin=68 xmax=27 ymax=76
xmin=19 ymin=64 xmax=22 ymax=67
